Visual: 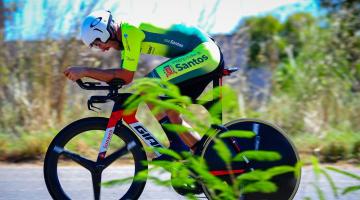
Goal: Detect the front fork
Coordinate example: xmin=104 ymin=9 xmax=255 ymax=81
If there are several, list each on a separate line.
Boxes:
xmin=96 ymin=110 xmax=123 ymax=161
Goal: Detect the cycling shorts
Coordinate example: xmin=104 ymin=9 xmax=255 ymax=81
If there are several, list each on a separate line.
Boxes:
xmin=146 ymin=41 xmax=221 ymax=100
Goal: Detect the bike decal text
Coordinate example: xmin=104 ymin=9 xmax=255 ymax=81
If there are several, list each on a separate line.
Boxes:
xmin=129 ymin=122 xmax=163 ymax=156
xmin=99 ymin=127 xmax=115 ymax=153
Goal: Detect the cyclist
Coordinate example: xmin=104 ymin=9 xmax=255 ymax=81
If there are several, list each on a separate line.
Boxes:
xmin=64 ymin=10 xmax=222 ymax=159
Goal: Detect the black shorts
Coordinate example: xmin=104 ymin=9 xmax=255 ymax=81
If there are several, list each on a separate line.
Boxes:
xmin=176 ymin=65 xmax=221 ymax=100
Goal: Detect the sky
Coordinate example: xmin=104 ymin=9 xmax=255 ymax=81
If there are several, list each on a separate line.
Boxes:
xmin=4 ymin=0 xmax=319 ymax=40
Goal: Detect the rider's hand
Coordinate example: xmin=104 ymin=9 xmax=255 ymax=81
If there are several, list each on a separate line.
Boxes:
xmin=64 ymin=66 xmax=87 ymax=81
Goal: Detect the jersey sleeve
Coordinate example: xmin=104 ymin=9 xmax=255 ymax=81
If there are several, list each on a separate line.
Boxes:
xmin=120 ymin=23 xmax=145 ymax=71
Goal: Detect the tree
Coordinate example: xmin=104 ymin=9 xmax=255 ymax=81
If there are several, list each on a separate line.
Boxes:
xmin=0 ymin=1 xmax=22 ymax=131
xmin=243 ymin=15 xmax=283 ymax=69
xmin=282 ymin=12 xmax=316 ymax=58
xmin=320 ymin=0 xmax=360 ymax=91
xmin=0 ymin=1 xmax=101 ymax=133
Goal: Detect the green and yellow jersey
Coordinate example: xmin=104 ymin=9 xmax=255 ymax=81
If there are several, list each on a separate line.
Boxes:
xmin=120 ymin=22 xmax=220 ymax=84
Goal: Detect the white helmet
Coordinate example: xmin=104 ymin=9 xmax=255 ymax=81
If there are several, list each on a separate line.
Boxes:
xmin=80 ymin=10 xmax=113 ymax=47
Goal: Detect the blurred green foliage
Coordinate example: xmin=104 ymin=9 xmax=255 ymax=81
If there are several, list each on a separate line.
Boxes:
xmin=305 ymin=156 xmax=360 ymax=199
xmin=0 ymin=0 xmax=360 ymax=164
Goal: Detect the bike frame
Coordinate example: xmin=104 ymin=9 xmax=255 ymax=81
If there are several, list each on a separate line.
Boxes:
xmin=97 ymin=107 xmax=165 ymax=161
xmin=96 ymin=75 xmax=225 ymax=162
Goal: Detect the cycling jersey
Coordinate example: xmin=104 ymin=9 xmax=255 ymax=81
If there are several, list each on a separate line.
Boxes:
xmin=120 ymin=22 xmax=221 ymax=99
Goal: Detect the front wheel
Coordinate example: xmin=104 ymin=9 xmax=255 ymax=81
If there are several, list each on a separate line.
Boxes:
xmin=44 ymin=117 xmax=148 ymax=200
xmin=201 ymin=119 xmax=301 ymax=200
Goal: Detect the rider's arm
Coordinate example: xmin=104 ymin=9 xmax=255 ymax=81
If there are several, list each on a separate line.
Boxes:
xmin=83 ymin=68 xmax=135 ymax=84
xmin=87 ymin=24 xmax=144 ymax=83
xmin=65 ymin=24 xmax=144 ymax=84
xmin=84 ymin=24 xmax=144 ymax=84
xmin=120 ymin=23 xmax=145 ymax=72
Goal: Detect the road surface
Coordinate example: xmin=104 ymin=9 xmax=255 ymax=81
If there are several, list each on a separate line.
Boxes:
xmin=0 ymin=164 xmax=359 ymax=200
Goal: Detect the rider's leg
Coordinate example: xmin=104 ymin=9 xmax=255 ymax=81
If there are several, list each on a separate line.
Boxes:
xmin=147 ymin=102 xmax=200 ymax=149
xmin=145 ymin=41 xmax=221 ymax=155
xmin=147 ymin=102 xmax=190 ymax=150
xmin=165 ymin=109 xmax=201 ymax=148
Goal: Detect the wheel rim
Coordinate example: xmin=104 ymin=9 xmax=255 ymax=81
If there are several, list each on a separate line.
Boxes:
xmin=44 ymin=118 xmax=147 ymax=200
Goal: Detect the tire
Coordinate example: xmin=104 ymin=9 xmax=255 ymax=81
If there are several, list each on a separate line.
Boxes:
xmin=44 ymin=117 xmax=148 ymax=200
xmin=201 ymin=119 xmax=301 ymax=200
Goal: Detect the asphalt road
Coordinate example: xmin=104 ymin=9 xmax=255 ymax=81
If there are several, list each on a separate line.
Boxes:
xmin=0 ymin=164 xmax=359 ymax=200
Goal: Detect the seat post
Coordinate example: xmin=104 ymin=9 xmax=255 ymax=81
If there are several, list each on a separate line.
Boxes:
xmin=209 ymin=44 xmax=225 ymax=124
xmin=212 ymin=72 xmax=223 ymax=124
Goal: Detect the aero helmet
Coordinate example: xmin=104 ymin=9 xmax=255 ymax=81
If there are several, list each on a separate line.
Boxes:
xmin=80 ymin=10 xmax=114 ymax=47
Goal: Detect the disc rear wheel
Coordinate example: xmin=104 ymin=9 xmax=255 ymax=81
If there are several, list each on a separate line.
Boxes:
xmin=201 ymin=119 xmax=301 ymax=200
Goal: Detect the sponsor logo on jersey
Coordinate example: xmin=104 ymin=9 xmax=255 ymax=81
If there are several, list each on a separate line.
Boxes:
xmin=147 ymin=46 xmax=155 ymax=54
xmin=163 ymin=65 xmax=177 ymax=78
xmin=175 ymin=55 xmax=209 ymax=71
xmin=164 ymin=39 xmax=184 ymax=48
xmin=123 ymin=33 xmax=130 ymax=51
xmin=126 ymin=56 xmax=135 ymax=62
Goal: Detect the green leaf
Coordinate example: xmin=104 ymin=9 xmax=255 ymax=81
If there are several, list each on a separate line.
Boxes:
xmin=213 ymin=139 xmax=232 ymax=165
xmin=146 ymin=147 xmax=182 ymax=160
xmin=242 ymin=180 xmax=278 ymax=194
xmin=312 ymin=183 xmax=326 ymax=200
xmin=148 ymin=176 xmax=171 ymax=187
xmin=342 ymin=185 xmax=360 ymax=195
xmin=128 ymin=78 xmax=184 ymax=99
xmin=134 ymin=170 xmax=149 ymax=182
xmin=233 ymin=150 xmax=281 ymax=162
xmin=102 ymin=176 xmax=134 ymax=187
xmin=155 ymin=148 xmax=182 ymax=160
xmin=187 ymin=157 xmax=222 ymax=185
xmin=236 ymin=166 xmax=294 ymax=185
xmin=171 ymin=171 xmax=196 ymax=188
xmin=310 ymin=156 xmax=321 ymax=179
xmin=185 ymin=194 xmax=198 ymax=200
xmin=266 ymin=166 xmax=295 ymax=177
xmin=295 ymin=161 xmax=303 ymax=179
xmin=236 ymin=170 xmax=266 ymax=182
xmin=199 ymin=86 xmax=221 ymax=101
xmin=320 ymin=169 xmax=338 ymax=198
xmin=219 ymin=130 xmax=255 ymax=139
xmin=146 ymin=98 xmax=192 ymax=116
xmin=162 ymin=124 xmax=194 ymax=134
xmin=208 ymin=101 xmax=222 ymax=118
xmin=326 ymin=166 xmax=360 ymax=180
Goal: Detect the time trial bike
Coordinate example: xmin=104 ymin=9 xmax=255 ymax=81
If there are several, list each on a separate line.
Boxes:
xmin=44 ymin=55 xmax=300 ymax=200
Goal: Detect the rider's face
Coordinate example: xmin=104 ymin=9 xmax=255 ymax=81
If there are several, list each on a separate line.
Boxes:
xmin=91 ymin=39 xmax=121 ymax=52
